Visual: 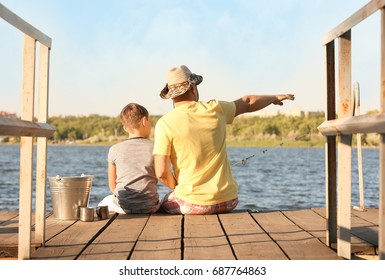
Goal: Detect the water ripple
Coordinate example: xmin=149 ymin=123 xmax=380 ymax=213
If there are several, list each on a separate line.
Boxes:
xmin=0 ymin=145 xmax=380 ymax=211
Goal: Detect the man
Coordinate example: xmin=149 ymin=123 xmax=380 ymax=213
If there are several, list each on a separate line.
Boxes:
xmin=153 ymin=65 xmax=294 ymax=214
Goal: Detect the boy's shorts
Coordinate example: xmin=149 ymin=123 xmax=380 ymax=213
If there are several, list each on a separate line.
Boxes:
xmin=160 ymin=191 xmax=238 ymax=215
xmin=98 ymin=194 xmax=160 ymax=214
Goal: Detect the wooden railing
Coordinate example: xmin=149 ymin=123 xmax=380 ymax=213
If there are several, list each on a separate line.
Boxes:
xmin=0 ymin=3 xmax=55 ymax=260
xmin=318 ymin=0 xmax=385 ymax=259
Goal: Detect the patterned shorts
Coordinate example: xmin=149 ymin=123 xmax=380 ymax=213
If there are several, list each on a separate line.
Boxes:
xmin=160 ymin=192 xmax=238 ymax=215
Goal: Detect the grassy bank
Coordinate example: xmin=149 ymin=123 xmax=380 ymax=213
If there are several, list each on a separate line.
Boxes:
xmin=1 ymin=112 xmax=380 ymax=148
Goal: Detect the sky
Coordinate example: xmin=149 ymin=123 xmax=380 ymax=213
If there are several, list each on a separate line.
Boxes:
xmin=0 ymin=0 xmax=382 ymax=117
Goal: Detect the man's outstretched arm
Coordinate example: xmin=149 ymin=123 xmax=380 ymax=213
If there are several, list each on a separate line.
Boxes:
xmin=234 ymin=94 xmax=295 ymax=117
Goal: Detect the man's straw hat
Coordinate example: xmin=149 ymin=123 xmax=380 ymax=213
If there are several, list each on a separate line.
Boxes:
xmin=160 ymin=65 xmax=203 ymax=99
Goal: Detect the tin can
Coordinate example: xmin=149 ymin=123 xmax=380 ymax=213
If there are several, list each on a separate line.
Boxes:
xmin=80 ymin=207 xmax=94 ymax=222
xmin=96 ymin=206 xmax=109 ymax=220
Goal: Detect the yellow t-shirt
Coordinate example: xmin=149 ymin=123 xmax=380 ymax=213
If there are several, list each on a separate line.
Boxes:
xmin=153 ymin=100 xmax=238 ymax=205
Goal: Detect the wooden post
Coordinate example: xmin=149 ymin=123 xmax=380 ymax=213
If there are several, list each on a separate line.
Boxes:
xmin=353 ymin=82 xmax=365 ymax=210
xmin=379 ymin=8 xmax=385 ymax=260
xmin=380 ymin=136 xmax=385 ymax=260
xmin=18 ymin=34 xmax=36 ymax=260
xmin=35 ymin=44 xmax=50 ymax=246
xmin=324 ymin=41 xmax=337 ymax=247
xmin=337 ymin=30 xmax=352 ymax=259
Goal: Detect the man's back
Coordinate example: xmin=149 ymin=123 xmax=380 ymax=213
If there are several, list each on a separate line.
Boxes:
xmin=154 ymin=100 xmax=238 ymax=205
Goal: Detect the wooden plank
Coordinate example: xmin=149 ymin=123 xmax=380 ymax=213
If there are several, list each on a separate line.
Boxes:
xmin=352 ymin=208 xmax=379 ymax=225
xmin=219 ymin=212 xmax=287 ymax=260
xmin=35 ymin=44 xmax=50 ymax=246
xmin=31 ymin=217 xmax=111 ymax=260
xmin=283 ymin=209 xmax=326 ymax=240
xmin=183 ymin=214 xmax=234 ymax=260
xmin=380 ymin=134 xmax=385 ymax=259
xmin=351 ymin=212 xmax=378 ymax=248
xmin=323 ymin=0 xmax=385 ymax=45
xmin=0 ymin=212 xmax=20 ymax=258
xmin=0 ymin=117 xmax=55 ymax=137
xmin=130 ymin=214 xmax=182 ymax=260
xmin=0 ymin=3 xmax=52 ymax=48
xmin=312 ymin=208 xmax=326 ymax=217
xmin=324 ymin=41 xmax=337 ymax=247
xmin=382 ymin=8 xmax=385 ymax=111
xmin=0 ymin=212 xmax=54 ymax=247
xmin=0 ymin=215 xmax=20 ymax=246
xmin=314 ymin=207 xmax=379 ymax=225
xmin=353 ymin=83 xmax=365 ymax=210
xmin=338 ymin=33 xmax=352 ymax=117
xmin=0 ymin=209 xmax=380 ymax=259
xmin=337 ymin=31 xmax=353 ymax=259
xmin=252 ymin=211 xmax=341 ymax=260
xmin=37 ymin=46 xmax=50 ymax=124
xmin=317 ymin=113 xmax=385 ymax=136
xmin=78 ymin=214 xmax=149 ymax=260
xmin=18 ymin=34 xmax=36 ymax=260
xmin=42 ymin=213 xmax=76 ymax=242
xmin=35 ymin=136 xmax=47 ymax=246
xmin=380 ymin=7 xmax=385 ymax=260
xmin=325 ymin=41 xmax=336 ymax=122
xmin=337 ymin=138 xmax=352 ymax=258
xmin=285 ymin=209 xmax=375 ymax=255
xmin=0 ymin=211 xmax=19 ymax=223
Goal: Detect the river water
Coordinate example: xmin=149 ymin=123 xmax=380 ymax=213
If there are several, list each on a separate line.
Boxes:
xmin=0 ymin=145 xmax=380 ymax=212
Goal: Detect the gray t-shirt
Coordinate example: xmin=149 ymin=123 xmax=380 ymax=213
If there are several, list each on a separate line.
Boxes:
xmin=108 ymin=137 xmax=159 ymax=213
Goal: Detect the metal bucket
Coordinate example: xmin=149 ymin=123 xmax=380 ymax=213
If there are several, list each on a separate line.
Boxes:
xmin=48 ymin=175 xmax=93 ymax=220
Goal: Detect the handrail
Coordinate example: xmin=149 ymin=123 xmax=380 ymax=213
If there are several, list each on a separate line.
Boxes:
xmin=323 ymin=0 xmax=385 ymax=45
xmin=0 ymin=117 xmax=55 ymax=137
xmin=0 ymin=3 xmax=51 ymax=48
xmin=320 ymin=0 xmax=385 ymax=260
xmin=318 ymin=113 xmax=385 ymax=135
xmin=1 ymin=3 xmax=53 ymax=260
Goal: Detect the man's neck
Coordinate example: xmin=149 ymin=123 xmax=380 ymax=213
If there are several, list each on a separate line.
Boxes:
xmin=174 ymin=100 xmax=195 ymax=107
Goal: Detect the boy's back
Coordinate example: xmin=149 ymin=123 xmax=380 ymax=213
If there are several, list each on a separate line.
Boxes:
xmin=98 ymin=103 xmax=160 ymax=214
xmin=108 ymin=137 xmax=159 ymax=213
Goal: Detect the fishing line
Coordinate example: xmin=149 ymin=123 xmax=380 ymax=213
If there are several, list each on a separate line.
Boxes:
xmin=230 ymin=134 xmax=309 ymax=167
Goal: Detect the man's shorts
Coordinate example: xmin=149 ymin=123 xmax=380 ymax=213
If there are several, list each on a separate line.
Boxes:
xmin=160 ymin=191 xmax=238 ymax=215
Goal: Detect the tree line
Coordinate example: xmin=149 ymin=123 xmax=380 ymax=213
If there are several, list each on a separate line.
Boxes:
xmin=46 ymin=113 xmax=326 ymax=145
xmin=1 ymin=112 xmax=380 ymax=147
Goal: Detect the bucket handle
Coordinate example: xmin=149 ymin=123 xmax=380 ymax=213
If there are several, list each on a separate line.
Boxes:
xmin=54 ymin=174 xmax=89 ymax=181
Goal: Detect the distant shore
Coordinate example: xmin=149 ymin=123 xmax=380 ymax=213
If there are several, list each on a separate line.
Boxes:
xmin=0 ymin=140 xmax=379 ymax=149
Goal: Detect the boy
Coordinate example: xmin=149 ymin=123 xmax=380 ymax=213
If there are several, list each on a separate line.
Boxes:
xmin=98 ymin=103 xmax=160 ymax=214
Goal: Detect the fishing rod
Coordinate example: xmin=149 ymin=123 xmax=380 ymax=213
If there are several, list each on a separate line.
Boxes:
xmin=230 ymin=134 xmax=309 ymax=167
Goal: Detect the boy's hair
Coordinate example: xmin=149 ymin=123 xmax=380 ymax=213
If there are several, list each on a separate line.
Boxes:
xmin=120 ymin=103 xmax=149 ymax=131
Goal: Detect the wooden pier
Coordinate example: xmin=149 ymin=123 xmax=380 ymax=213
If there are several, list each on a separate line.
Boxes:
xmin=0 ymin=208 xmax=379 ymax=260
xmin=1 ymin=1 xmax=385 ymax=261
